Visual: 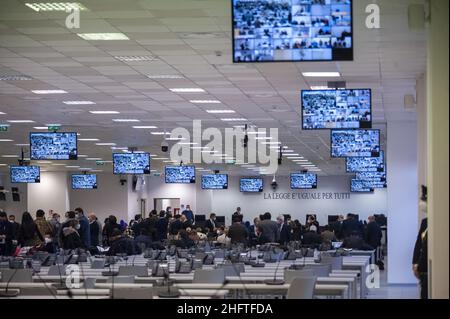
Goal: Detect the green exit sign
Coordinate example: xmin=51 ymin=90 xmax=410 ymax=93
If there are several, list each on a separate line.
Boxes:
xmin=0 ymin=125 xmax=9 ymax=132
xmin=48 ymin=125 xmax=61 ymax=131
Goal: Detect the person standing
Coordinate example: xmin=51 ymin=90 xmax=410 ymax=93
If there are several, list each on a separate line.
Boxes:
xmin=413 ymin=185 xmax=428 ymax=299
xmin=277 ymin=215 xmax=291 ymax=245
xmin=8 ymin=214 xmax=20 ymax=241
xmin=35 ymin=209 xmax=54 ymax=239
xmin=74 ymin=207 xmax=90 ymax=249
xmin=0 ymin=212 xmax=13 ymax=256
xmin=88 ymin=213 xmax=100 ymax=247
xmin=182 ymin=204 xmax=194 ymax=224
xmin=18 ymin=211 xmax=44 ymax=247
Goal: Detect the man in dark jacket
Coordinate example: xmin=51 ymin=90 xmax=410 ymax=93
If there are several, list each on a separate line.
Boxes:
xmin=413 ymin=185 xmax=428 ymax=299
xmin=277 ymin=215 xmax=291 ymax=245
xmin=341 ymin=214 xmax=362 ymax=238
xmin=107 ymin=229 xmax=136 ymax=256
xmin=258 ymin=212 xmax=279 ymax=244
xmin=8 ymin=215 xmax=20 ymax=240
xmin=228 ymin=217 xmax=248 ymax=246
xmin=74 ymin=207 xmax=90 ymax=248
xmin=155 ymin=211 xmax=169 ymax=242
xmin=0 ymin=212 xmax=13 ymax=256
xmin=365 ymin=216 xmax=382 ymax=253
xmin=88 ymin=213 xmax=100 ymax=247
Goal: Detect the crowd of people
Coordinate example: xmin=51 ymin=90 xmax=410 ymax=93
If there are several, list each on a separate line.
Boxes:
xmin=0 ymin=205 xmax=384 ymax=264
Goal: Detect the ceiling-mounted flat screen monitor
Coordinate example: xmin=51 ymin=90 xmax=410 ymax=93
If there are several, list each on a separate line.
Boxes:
xmin=351 ymin=179 xmax=374 ymax=193
xmin=356 ymin=171 xmax=386 ymax=183
xmin=302 ymin=89 xmax=371 ymax=129
xmin=30 ymin=132 xmax=77 ymax=160
xmin=165 ymin=166 xmax=196 ymax=184
xmin=346 ymin=151 xmax=384 ymax=172
xmin=201 ymin=174 xmax=228 ymax=189
xmin=232 ymin=0 xmax=353 ymax=62
xmin=240 ymin=178 xmax=264 ymax=192
xmin=290 ymin=173 xmax=317 ymax=189
xmin=331 ymin=129 xmax=380 ymax=158
xmin=10 ymin=166 xmax=40 ymax=183
xmin=71 ymin=174 xmax=97 ymax=189
xmin=113 ymin=153 xmax=150 ymax=174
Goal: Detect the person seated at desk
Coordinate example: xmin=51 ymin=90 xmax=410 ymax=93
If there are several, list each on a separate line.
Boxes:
xmin=180 ymin=214 xmax=192 ymax=230
xmin=320 ymin=225 xmax=336 ymax=251
xmin=107 ymin=229 xmax=137 ymax=256
xmin=342 ymin=231 xmax=374 ymax=251
xmin=301 ymin=226 xmax=322 ymax=248
xmin=216 ymin=226 xmax=231 ymax=247
xmin=228 ymin=216 xmax=249 ymax=246
xmin=174 ymin=229 xmax=195 ymax=249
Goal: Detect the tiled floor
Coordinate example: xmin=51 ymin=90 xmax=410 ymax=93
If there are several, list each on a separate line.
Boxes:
xmin=366 ymin=258 xmax=420 ymax=299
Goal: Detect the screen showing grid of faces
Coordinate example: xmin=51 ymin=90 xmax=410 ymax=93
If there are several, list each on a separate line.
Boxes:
xmin=290 ymin=173 xmax=317 ymax=189
xmin=113 ymin=153 xmax=150 ymax=174
xmin=10 ymin=166 xmax=40 ymax=183
xmin=355 ymin=171 xmax=387 ymax=188
xmin=346 ymin=151 xmax=384 ymax=172
xmin=240 ymin=178 xmax=264 ymax=192
xmin=352 ymin=177 xmax=386 ymax=189
xmin=30 ymin=132 xmax=77 ymax=160
xmin=71 ymin=174 xmax=97 ymax=189
xmin=331 ymin=129 xmax=380 ymax=157
xmin=232 ymin=0 xmax=353 ymax=62
xmin=351 ymin=179 xmax=373 ymax=192
xmin=201 ymin=174 xmax=229 ymax=189
xmin=165 ymin=166 xmax=196 ymax=184
xmin=302 ymin=89 xmax=371 ymax=129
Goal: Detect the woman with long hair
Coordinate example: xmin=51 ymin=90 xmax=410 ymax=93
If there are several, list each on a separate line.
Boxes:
xmin=18 ymin=211 xmax=44 ymax=247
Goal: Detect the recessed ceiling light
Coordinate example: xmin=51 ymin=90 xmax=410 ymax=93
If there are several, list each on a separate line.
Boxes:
xmin=0 ymin=164 xmax=7 ymax=166
xmin=288 ymin=157 xmax=305 ymax=160
xmin=0 ymin=139 xmax=13 ymax=142
xmin=52 ymin=163 xmax=66 ymax=166
xmin=191 ymin=146 xmax=208 ymax=150
xmin=89 ymin=111 xmax=120 ymax=114
xmin=206 ymin=110 xmax=236 ymax=114
xmin=31 ymin=90 xmax=67 ymax=94
xmin=261 ymin=141 xmax=281 ymax=145
xmin=63 ymin=101 xmax=95 ymax=105
xmin=132 ymin=126 xmax=157 ymax=129
xmin=65 ymin=165 xmax=80 ymax=168
xmin=77 ymin=155 xmax=88 ymax=158
xmin=33 ymin=127 xmax=49 ymax=130
xmin=37 ymin=160 xmax=52 ymax=164
xmin=0 ymin=75 xmax=32 ymax=81
xmin=78 ymin=167 xmax=92 ymax=170
xmin=177 ymin=142 xmax=197 ymax=145
xmin=112 ymin=119 xmax=140 ymax=122
xmin=86 ymin=158 xmax=103 ymax=161
xmin=169 ymin=88 xmax=205 ymax=93
xmin=15 ymin=144 xmax=28 ymax=146
xmin=255 ymin=136 xmax=272 ymax=140
xmin=302 ymin=72 xmax=341 ymax=77
xmin=115 ymin=56 xmax=159 ymax=62
xmin=78 ymin=138 xmax=99 ymax=142
xmin=111 ymin=147 xmax=128 ymax=150
xmin=25 ymin=2 xmax=87 ymax=12
xmin=201 ymin=150 xmax=218 ymax=153
xmin=165 ymin=137 xmax=186 ymax=141
xmin=147 ymin=75 xmax=184 ymax=79
xmin=77 ymin=33 xmax=129 ymax=40
xmin=152 ymin=157 xmax=169 ymax=160
xmin=91 ymin=169 xmax=103 ymax=172
xmin=96 ymin=143 xmax=116 ymax=146
xmin=190 ymin=100 xmax=221 ymax=104
xmin=151 ymin=132 xmax=170 ymax=135
xmin=7 ymin=120 xmax=35 ymax=123
xmin=1 ymin=155 xmax=19 ymax=158
xmin=0 ymin=112 xmax=5 ymax=115
xmin=310 ymin=86 xmax=330 ymax=90
xmin=220 ymin=118 xmax=247 ymax=122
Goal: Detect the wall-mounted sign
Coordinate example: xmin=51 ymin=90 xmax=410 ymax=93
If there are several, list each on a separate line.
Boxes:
xmin=263 ymin=192 xmax=351 ymax=200
xmin=0 ymin=125 xmax=9 ymax=132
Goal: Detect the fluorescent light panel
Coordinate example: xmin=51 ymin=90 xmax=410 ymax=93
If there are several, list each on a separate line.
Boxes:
xmin=112 ymin=119 xmax=140 ymax=122
xmin=25 ymin=2 xmax=87 ymax=11
xmin=63 ymin=101 xmax=95 ymax=105
xmin=77 ymin=33 xmax=129 ymax=40
xmin=31 ymin=90 xmax=67 ymax=94
xmin=132 ymin=126 xmax=157 ymax=129
xmin=206 ymin=110 xmax=235 ymax=114
xmin=89 ymin=111 xmax=120 ymax=114
xmin=190 ymin=100 xmax=221 ymax=104
xmin=7 ymin=120 xmax=35 ymax=123
xmin=169 ymin=88 xmax=205 ymax=93
xmin=302 ymin=72 xmax=341 ymax=77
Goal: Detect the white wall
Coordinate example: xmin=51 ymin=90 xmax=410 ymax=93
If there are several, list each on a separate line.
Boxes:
xmin=68 ymin=173 xmax=128 ymax=223
xmin=0 ymin=173 xmax=28 ymax=221
xmin=387 ymin=121 xmax=418 ymax=284
xmin=127 ymin=175 xmax=149 ymax=221
xmin=144 ymin=175 xmax=197 ymax=213
xmin=27 ymin=171 xmax=69 ymax=218
xmin=209 ymin=175 xmax=387 ymax=226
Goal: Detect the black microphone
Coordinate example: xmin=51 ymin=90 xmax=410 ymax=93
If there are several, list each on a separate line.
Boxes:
xmin=264 ymin=247 xmax=285 ymax=285
xmin=157 ymin=255 xmax=180 ymax=298
xmin=0 ymin=266 xmax=20 ymax=297
xmin=52 ymin=248 xmax=68 ymax=290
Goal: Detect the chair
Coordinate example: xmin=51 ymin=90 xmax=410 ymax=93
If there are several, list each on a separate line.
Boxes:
xmin=321 ymin=256 xmax=343 ymax=271
xmin=0 ymin=269 xmax=33 ymax=283
xmin=118 ymin=265 xmax=149 ymax=277
xmin=284 ymin=269 xmax=315 ymax=284
xmin=90 ymin=259 xmax=106 ymax=269
xmin=106 ymin=276 xmax=135 ymax=284
xmin=287 ymin=276 xmax=316 ymax=299
xmin=307 ymin=264 xmax=332 ymax=277
xmin=47 ymin=265 xmax=66 ymax=276
xmin=193 ymin=269 xmax=225 ymax=284
xmin=112 ymin=287 xmax=153 ymax=299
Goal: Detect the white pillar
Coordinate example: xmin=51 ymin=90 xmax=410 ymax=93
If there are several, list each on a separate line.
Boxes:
xmin=427 ymin=0 xmax=449 ymax=299
xmin=387 ymin=121 xmax=418 ymax=284
xmin=27 ymin=171 xmax=69 ymax=217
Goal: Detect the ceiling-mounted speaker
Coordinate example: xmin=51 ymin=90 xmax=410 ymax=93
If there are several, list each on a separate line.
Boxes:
xmin=404 ymin=94 xmax=416 ymax=109
xmin=408 ymin=4 xmax=425 ymax=31
xmin=327 ymin=81 xmax=346 ymax=89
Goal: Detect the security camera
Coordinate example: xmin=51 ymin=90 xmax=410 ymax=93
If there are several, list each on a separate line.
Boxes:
xmin=271 ymin=176 xmax=278 ymax=190
xmin=120 ymin=178 xmax=127 ymax=186
xmin=161 ymin=141 xmax=169 ymax=153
